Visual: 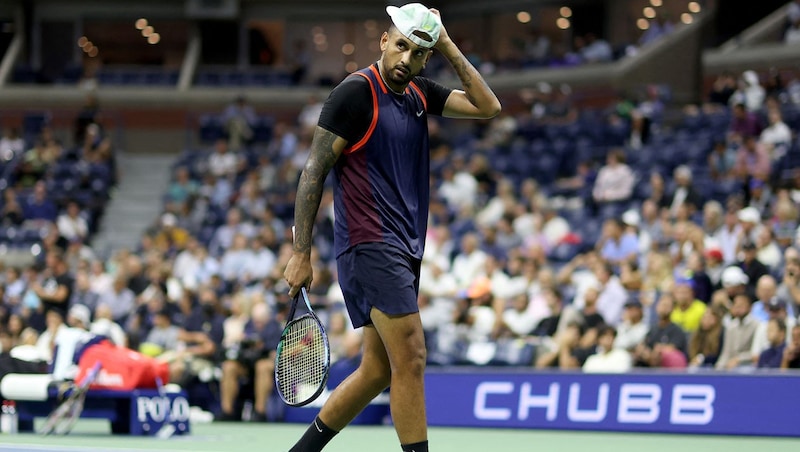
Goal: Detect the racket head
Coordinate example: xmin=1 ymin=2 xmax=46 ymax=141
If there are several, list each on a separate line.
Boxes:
xmin=274 ymin=313 xmax=331 ymax=407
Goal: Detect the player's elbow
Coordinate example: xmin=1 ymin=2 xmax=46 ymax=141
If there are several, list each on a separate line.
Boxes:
xmin=481 ymin=100 xmax=502 ymax=119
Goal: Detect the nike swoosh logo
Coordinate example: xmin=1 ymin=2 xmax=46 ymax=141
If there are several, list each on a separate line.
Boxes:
xmin=416 ymin=110 xmax=424 ymax=117
xmin=314 ymin=419 xmax=323 ymax=432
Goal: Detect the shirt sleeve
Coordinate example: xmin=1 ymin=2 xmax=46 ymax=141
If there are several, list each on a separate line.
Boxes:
xmin=412 ymin=76 xmax=453 ymax=116
xmin=317 ymin=75 xmax=373 ymax=144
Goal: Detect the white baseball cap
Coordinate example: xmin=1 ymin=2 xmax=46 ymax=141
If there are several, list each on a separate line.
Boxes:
xmin=386 ymin=3 xmax=442 ymax=49
xmin=737 ymin=206 xmax=761 ymax=224
xmin=721 ymin=266 xmax=749 ymax=288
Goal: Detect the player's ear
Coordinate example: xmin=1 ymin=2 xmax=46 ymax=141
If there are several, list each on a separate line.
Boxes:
xmin=380 ymin=32 xmax=389 ymax=52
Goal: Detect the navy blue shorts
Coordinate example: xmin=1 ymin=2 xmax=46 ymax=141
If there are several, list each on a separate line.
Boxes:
xmin=336 ymin=242 xmax=421 ymax=329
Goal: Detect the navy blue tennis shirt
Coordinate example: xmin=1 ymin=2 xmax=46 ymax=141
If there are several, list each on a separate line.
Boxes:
xmin=318 ymin=63 xmax=452 ymax=260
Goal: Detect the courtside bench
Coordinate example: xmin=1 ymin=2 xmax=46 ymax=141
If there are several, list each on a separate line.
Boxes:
xmin=0 ymin=374 xmax=191 ymax=435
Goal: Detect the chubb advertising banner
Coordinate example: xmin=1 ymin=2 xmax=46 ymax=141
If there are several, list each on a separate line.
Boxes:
xmin=425 ymin=370 xmax=800 ymax=437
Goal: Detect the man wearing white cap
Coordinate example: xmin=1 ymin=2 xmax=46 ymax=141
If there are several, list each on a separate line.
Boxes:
xmin=284 ymin=3 xmax=500 ymax=452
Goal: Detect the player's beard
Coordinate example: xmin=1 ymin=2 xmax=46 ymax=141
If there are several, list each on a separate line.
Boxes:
xmin=386 ymin=63 xmax=418 ymax=87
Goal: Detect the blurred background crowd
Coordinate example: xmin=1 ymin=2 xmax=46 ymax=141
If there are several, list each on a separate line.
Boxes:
xmin=1 ymin=0 xmax=800 ymax=423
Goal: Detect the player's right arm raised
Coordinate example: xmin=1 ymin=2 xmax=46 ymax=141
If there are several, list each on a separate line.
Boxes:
xmin=284 ymin=126 xmax=348 ymax=297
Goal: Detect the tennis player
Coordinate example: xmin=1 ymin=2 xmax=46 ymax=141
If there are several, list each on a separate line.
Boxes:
xmin=284 ymin=3 xmax=501 ymax=451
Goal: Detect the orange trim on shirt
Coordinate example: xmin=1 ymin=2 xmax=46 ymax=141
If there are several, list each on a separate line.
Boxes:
xmin=408 ymin=81 xmax=427 ymax=112
xmin=344 ymin=72 xmax=379 ymax=155
xmin=368 ymin=65 xmax=388 ymax=95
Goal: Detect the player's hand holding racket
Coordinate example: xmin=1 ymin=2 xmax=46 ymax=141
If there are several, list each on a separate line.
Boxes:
xmin=275 ymin=286 xmax=331 ymax=407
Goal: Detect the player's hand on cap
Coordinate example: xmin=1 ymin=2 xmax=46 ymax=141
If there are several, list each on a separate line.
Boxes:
xmin=428 ymin=8 xmax=451 ymax=49
xmin=284 ymin=254 xmax=313 ymax=298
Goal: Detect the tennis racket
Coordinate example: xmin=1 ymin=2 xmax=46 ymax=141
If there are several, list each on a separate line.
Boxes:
xmin=39 ymin=361 xmax=102 ymax=436
xmin=274 ymin=286 xmax=330 ymax=407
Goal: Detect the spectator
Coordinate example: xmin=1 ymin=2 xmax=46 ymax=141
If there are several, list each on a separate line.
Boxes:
xmin=66 ymin=303 xmax=91 ymax=331
xmin=171 ymin=288 xmax=224 ymax=386
xmin=88 ymin=259 xmax=113 ymax=295
xmin=1 ymin=188 xmax=25 ymax=226
xmin=592 ymin=149 xmax=635 ymax=211
xmin=30 ymin=250 xmax=73 ymax=322
xmin=716 ymin=293 xmax=761 ymax=369
xmin=619 ymin=260 xmax=643 ymax=292
xmin=451 ymin=233 xmax=488 ymax=290
xmin=70 ymin=270 xmax=99 ymax=314
xmin=688 ymin=306 xmax=726 ymax=368
xmin=707 ymin=72 xmax=738 ymax=107
xmin=667 ymin=165 xmax=703 ymax=218
xmin=209 ymin=208 xmax=256 ymax=257
xmin=737 ymin=239 xmax=770 ymax=295
xmin=708 ymin=140 xmax=738 ymax=182
xmin=535 ymin=321 xmax=594 ymax=369
xmin=499 ymin=292 xmax=539 ymax=338
xmin=221 ymin=95 xmax=257 ymax=150
xmin=141 ymin=308 xmax=181 ymax=357
xmin=720 ymin=265 xmax=750 ymax=301
xmin=735 ymin=135 xmax=771 ymax=183
xmin=777 ymin=256 xmax=800 ymax=314
xmin=633 ymin=293 xmax=688 ymax=368
xmin=0 ymin=127 xmax=24 ymax=157
xmin=208 ymin=139 xmax=240 ymax=179
xmin=56 ymin=201 xmax=89 ymax=243
xmin=90 ymin=304 xmax=127 ymax=347
xmin=17 ymin=141 xmax=54 ymax=188
xmin=755 ymin=227 xmax=781 ymax=270
xmin=747 ymin=179 xmax=772 ymax=214
xmin=754 ymin=297 xmax=796 ymax=350
xmin=670 ymin=278 xmax=707 ymax=333
xmin=729 ymin=104 xmax=762 ymax=138
xmin=614 ymin=298 xmax=649 ymax=351
xmin=757 ymin=318 xmax=787 ymax=368
xmin=729 ymin=71 xmax=765 ymax=112
xmin=97 ymin=274 xmax=135 ymax=325
xmin=598 ymin=218 xmax=638 ymax=266
xmin=23 ymin=181 xmax=58 ymax=223
xmin=759 ymin=109 xmax=792 ymax=159
xmin=242 ymin=235 xmax=277 ymax=284
xmin=594 ymin=262 xmax=629 ymax=327
xmin=166 ymin=166 xmax=199 ymax=206
xmin=583 ymin=325 xmax=632 ymax=373
xmin=220 ymin=303 xmax=281 ymax=421
xmin=781 ymin=325 xmax=800 ymax=368
xmin=580 ymin=33 xmax=613 ymax=63
xmin=220 ymin=234 xmax=254 ymax=284
xmin=235 ymin=180 xmax=267 ymax=223
xmin=772 ymin=199 xmax=798 ymax=249
xmin=438 ymin=164 xmax=478 ymax=212
xmin=4 ymin=267 xmax=26 ymax=309
xmin=685 ymin=251 xmax=713 ymax=303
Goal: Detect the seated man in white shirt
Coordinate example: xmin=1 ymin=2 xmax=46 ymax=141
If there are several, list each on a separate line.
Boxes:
xmin=614 ymin=298 xmax=649 ymax=351
xmin=583 ymin=325 xmax=632 ymax=373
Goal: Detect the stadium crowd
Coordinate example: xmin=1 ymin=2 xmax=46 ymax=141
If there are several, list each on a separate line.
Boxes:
xmin=2 ymin=66 xmax=800 ymax=421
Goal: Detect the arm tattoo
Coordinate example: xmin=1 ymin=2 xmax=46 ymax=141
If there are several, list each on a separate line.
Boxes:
xmin=293 ymin=128 xmax=341 ymax=254
xmin=447 ymin=53 xmax=490 ymax=106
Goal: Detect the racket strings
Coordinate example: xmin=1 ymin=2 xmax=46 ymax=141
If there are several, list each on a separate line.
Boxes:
xmin=277 ymin=317 xmax=327 ymax=405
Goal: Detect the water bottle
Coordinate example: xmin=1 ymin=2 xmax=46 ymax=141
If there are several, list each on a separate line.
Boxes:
xmin=0 ymin=400 xmax=19 ymax=434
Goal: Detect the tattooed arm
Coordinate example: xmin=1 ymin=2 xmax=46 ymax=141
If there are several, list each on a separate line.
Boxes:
xmin=430 ymin=9 xmax=501 ymax=119
xmin=284 ymin=126 xmax=348 ymax=297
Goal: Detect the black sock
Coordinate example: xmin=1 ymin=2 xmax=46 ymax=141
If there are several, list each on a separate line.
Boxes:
xmin=288 ymin=416 xmax=339 ymax=452
xmin=401 ymin=440 xmax=429 ymax=452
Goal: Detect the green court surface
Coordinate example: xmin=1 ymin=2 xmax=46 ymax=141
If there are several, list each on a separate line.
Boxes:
xmin=0 ymin=421 xmax=799 ymax=452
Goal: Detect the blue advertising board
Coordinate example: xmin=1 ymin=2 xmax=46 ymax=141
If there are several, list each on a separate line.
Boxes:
xmin=424 ymin=369 xmax=800 ymax=437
